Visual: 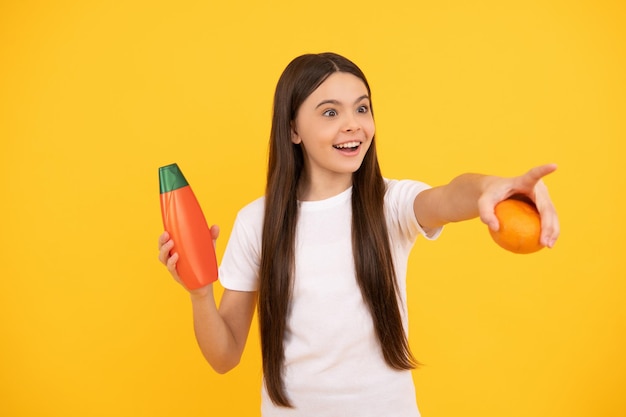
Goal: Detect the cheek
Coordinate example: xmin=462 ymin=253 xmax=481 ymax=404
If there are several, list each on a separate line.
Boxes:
xmin=365 ymin=119 xmax=376 ymax=139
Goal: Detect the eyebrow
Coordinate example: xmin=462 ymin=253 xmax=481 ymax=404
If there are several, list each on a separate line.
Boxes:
xmin=315 ymin=95 xmax=370 ymax=109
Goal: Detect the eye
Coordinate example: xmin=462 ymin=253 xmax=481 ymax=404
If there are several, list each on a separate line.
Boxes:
xmin=357 ymin=105 xmax=370 ymax=114
xmin=322 ymin=109 xmax=338 ymax=117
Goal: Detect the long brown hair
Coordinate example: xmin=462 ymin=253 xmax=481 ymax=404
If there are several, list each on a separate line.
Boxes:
xmin=260 ymin=52 xmax=417 ymax=407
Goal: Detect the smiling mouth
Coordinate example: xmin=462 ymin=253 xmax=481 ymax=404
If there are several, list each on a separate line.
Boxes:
xmin=333 ymin=141 xmax=362 ymax=150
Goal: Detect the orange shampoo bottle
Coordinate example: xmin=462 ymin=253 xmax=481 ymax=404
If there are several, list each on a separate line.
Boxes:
xmin=159 ymin=163 xmax=218 ymax=289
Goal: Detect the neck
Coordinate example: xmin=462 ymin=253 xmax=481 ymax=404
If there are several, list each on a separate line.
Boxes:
xmin=297 ymin=172 xmax=353 ymax=201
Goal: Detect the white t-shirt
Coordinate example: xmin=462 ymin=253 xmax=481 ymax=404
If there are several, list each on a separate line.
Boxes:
xmin=219 ymin=179 xmax=441 ymax=417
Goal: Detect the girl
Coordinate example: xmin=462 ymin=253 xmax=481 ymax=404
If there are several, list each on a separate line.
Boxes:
xmin=158 ymin=52 xmax=559 ymax=416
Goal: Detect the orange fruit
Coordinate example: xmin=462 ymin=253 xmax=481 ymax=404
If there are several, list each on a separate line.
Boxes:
xmin=489 ymin=198 xmax=543 ymax=254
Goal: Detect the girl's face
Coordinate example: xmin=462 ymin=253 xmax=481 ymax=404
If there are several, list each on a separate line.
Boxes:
xmin=291 ymin=72 xmax=375 ymax=187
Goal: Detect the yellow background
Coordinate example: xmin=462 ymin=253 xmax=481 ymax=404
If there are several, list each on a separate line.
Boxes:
xmin=2 ymin=0 xmax=624 ymax=416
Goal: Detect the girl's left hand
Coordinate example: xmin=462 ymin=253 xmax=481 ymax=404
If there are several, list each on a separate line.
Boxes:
xmin=478 ymin=163 xmax=560 ymax=248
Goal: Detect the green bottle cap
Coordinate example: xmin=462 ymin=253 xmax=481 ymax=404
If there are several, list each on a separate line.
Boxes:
xmin=159 ymin=163 xmax=189 ymax=194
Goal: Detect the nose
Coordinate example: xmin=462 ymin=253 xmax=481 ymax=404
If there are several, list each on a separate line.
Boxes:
xmin=342 ymin=113 xmax=361 ymax=133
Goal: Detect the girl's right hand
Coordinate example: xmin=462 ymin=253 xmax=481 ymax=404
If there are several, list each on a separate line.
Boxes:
xmin=157 ymin=227 xmax=220 ymax=296
xmin=158 ymin=231 xmax=184 ymax=286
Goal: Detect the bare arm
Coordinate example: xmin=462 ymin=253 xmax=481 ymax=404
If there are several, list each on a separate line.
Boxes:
xmin=188 ymin=286 xmax=257 ymax=374
xmin=158 ymin=228 xmax=257 ymax=373
xmin=414 ymin=164 xmax=560 ymax=248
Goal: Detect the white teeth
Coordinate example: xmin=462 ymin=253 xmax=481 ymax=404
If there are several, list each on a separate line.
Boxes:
xmin=333 ymin=141 xmax=360 ymax=149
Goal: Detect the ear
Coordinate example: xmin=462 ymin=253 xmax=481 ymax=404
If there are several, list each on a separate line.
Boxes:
xmin=290 ymin=122 xmax=301 ymax=144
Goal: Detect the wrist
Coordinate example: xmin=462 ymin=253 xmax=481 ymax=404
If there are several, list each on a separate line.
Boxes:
xmin=478 ymin=174 xmax=499 ymax=194
xmin=188 ymin=284 xmax=214 ymax=302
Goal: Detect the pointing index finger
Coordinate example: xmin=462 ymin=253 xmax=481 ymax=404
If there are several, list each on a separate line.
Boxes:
xmin=518 ymin=164 xmax=558 ymax=191
xmin=526 ymin=163 xmax=558 ymax=182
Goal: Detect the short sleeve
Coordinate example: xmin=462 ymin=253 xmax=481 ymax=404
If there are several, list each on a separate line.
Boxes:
xmin=218 ymin=197 xmax=264 ymax=292
xmin=384 ymin=178 xmax=443 ymax=244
